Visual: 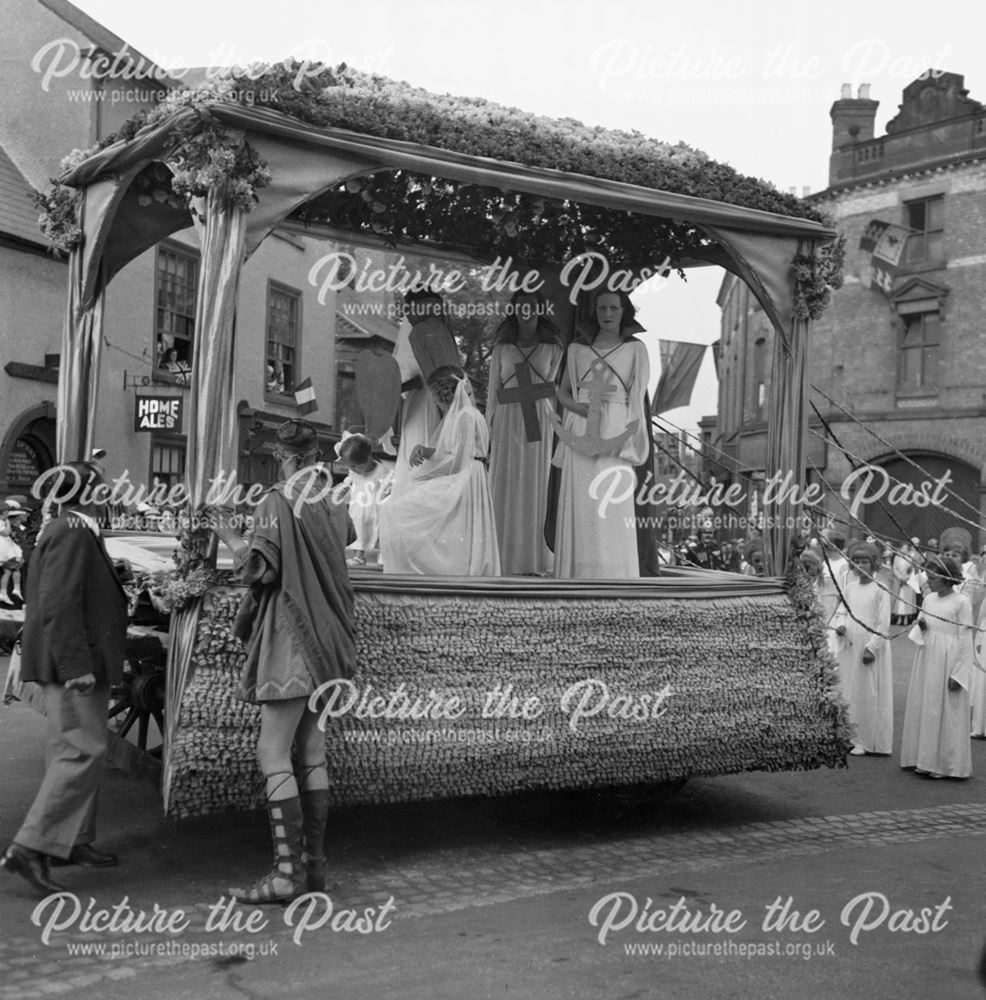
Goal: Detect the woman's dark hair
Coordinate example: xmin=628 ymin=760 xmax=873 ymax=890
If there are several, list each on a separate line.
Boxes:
xmin=577 ymin=289 xmax=640 ymax=344
xmin=927 ymin=553 xmax=963 ymax=586
xmin=338 ymin=434 xmax=373 ymax=467
xmin=496 ymin=289 xmax=560 ymax=345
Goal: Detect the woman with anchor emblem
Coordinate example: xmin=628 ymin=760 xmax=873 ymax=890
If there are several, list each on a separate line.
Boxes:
xmin=551 ymin=290 xmax=650 ymax=579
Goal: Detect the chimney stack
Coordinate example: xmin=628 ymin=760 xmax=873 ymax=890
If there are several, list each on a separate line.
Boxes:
xmin=830 ymin=82 xmax=879 ymax=151
xmin=829 ymin=82 xmax=879 ymax=185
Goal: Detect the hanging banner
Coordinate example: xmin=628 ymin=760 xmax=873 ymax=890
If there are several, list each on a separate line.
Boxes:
xmin=135 ymin=394 xmax=184 ymax=432
xmin=652 ymin=340 xmax=707 ymax=415
xmin=859 ymin=219 xmax=910 ymax=297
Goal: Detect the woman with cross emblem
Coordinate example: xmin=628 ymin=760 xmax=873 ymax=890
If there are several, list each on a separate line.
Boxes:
xmin=551 ymin=290 xmax=650 ymax=579
xmin=486 ymin=289 xmax=564 ymax=575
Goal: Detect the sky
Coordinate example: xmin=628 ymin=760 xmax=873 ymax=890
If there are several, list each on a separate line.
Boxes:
xmin=66 ymin=0 xmax=984 ymax=439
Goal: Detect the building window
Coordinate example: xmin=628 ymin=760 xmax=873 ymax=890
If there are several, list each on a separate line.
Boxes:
xmin=898 ymin=312 xmax=940 ymax=392
xmin=150 ymin=437 xmax=186 ymax=489
xmin=904 ymin=195 xmax=944 ymax=265
xmin=752 ymin=336 xmax=767 ymax=420
xmin=266 ymin=283 xmax=301 ymax=395
xmin=155 ymin=246 xmax=198 ymax=376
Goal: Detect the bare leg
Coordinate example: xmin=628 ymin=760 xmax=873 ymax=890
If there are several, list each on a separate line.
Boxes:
xmin=230 ymin=698 xmax=308 ymax=903
xmin=256 ymin=698 xmax=308 ymax=799
xmin=296 ymin=705 xmax=330 ymax=890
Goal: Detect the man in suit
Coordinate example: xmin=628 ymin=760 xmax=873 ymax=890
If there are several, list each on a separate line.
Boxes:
xmin=1 ymin=461 xmax=129 ymax=895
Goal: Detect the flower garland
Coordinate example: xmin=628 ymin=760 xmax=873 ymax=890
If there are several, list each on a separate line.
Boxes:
xmin=39 ymin=60 xmax=840 ymax=290
xmin=792 ymin=233 xmax=846 ymax=321
xmin=165 ymin=581 xmax=853 ymax=817
xmin=35 ymin=78 xmax=271 ymax=255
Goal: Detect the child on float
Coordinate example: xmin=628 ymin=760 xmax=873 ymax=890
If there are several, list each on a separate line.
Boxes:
xmin=739 ymin=538 xmax=765 ymax=577
xmin=900 ymin=553 xmax=973 ymax=779
xmin=334 ymin=432 xmax=394 ymax=568
xmin=831 ymin=540 xmax=893 ymax=756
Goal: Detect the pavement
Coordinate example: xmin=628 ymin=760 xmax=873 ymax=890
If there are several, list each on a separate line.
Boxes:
xmin=2 ymin=636 xmax=986 ymax=1000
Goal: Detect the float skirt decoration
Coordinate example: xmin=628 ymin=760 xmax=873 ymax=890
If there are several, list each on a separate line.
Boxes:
xmin=163 ymin=572 xmax=850 ymax=819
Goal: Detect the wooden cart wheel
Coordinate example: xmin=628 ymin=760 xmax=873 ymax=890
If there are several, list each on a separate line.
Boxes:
xmin=109 ymin=635 xmax=166 ymax=758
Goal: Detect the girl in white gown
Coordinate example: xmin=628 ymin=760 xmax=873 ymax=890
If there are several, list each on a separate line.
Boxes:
xmin=831 ymin=541 xmax=893 ymax=755
xmin=901 ymin=554 xmax=973 ymax=778
xmin=379 ymin=366 xmax=500 ymax=576
xmin=486 ymin=290 xmax=563 ymax=576
xmin=552 ymin=291 xmax=649 ymax=579
xmin=335 ymin=433 xmax=394 ymax=567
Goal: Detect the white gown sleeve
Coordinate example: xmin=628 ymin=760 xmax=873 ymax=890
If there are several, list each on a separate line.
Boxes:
xmin=951 ymin=594 xmax=975 ymax=691
xmin=621 ymin=340 xmax=651 ymax=465
xmin=486 ymin=345 xmax=501 ymax=430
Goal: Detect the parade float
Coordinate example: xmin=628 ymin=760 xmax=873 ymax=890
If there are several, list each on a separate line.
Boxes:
xmin=35 ymin=63 xmax=850 ymax=817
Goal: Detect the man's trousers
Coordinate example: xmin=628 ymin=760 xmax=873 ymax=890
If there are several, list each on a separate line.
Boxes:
xmin=15 ymin=683 xmax=110 ymax=858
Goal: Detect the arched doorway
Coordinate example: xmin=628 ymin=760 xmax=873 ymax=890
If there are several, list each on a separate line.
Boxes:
xmin=861 ymin=451 xmax=981 ymax=550
xmin=1 ymin=404 xmax=57 ymax=496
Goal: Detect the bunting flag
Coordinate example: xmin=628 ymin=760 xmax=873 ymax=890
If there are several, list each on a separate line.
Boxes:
xmin=859 ymin=219 xmax=911 ymax=297
xmin=651 ymin=340 xmax=707 ymax=415
xmin=294 ymin=377 xmax=318 ymax=415
xmin=172 ymin=360 xmax=191 ymax=386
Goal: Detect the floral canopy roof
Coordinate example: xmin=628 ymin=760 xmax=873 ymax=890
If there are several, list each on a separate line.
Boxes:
xmin=46 ymin=61 xmax=841 ymax=326
xmin=48 ymin=61 xmax=837 ymax=575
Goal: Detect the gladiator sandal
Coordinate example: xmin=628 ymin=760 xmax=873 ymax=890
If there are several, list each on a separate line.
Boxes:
xmin=297 ymin=762 xmax=330 ymax=893
xmin=229 ymin=771 xmax=305 ymax=904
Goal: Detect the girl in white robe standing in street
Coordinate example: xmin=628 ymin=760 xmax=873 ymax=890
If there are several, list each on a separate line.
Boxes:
xmin=831 ymin=541 xmax=893 ymax=756
xmin=901 ymin=554 xmax=973 ymax=779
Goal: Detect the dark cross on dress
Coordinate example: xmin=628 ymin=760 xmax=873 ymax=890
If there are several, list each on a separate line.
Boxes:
xmin=548 ymin=358 xmax=638 ymax=458
xmin=497 ymin=359 xmax=556 ymax=443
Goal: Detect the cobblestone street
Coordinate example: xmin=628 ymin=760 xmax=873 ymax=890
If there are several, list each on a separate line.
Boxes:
xmin=3 ymin=638 xmax=986 ymax=999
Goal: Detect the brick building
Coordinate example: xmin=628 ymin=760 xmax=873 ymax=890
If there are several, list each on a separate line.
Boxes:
xmin=710 ymin=71 xmax=986 ymax=548
xmin=0 ymin=0 xmax=364 ymax=504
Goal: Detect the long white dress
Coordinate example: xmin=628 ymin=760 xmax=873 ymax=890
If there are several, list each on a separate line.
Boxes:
xmin=552 ymin=340 xmax=649 ymax=579
xmin=378 ymin=379 xmax=500 ymax=576
xmin=970 ymin=599 xmax=986 ymax=737
xmin=815 ymin=554 xmax=849 ymax=659
xmin=900 ymin=590 xmax=973 ymax=777
xmin=487 ymin=341 xmax=563 ymax=576
xmin=386 ymin=318 xmax=442 ymax=496
xmin=342 ymin=459 xmax=395 ymax=554
xmin=831 ymin=577 xmax=893 ymax=753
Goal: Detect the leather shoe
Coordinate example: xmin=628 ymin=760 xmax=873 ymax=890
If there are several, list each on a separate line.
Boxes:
xmin=49 ymin=843 xmax=119 ymax=868
xmin=1 ymin=843 xmax=67 ymax=895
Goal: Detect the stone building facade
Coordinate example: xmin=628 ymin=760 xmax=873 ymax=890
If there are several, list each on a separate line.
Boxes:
xmin=710 ymin=71 xmax=986 ymax=548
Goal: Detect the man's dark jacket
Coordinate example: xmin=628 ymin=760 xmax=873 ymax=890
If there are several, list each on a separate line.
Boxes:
xmin=20 ymin=512 xmax=128 ymax=685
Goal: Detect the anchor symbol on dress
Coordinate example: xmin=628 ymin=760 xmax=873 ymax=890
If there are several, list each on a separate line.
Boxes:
xmin=548 ymin=358 xmax=638 ymax=458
